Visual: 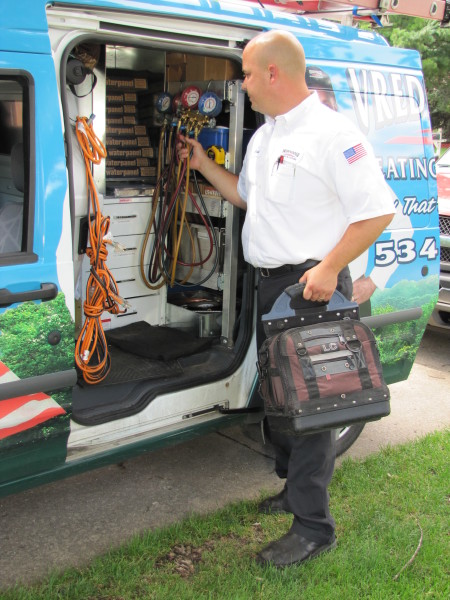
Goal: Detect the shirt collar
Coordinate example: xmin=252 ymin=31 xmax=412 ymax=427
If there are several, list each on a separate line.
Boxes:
xmin=265 ymin=91 xmax=319 ymax=128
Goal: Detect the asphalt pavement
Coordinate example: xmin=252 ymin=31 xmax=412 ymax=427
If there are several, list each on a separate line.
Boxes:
xmin=0 ymin=327 xmax=449 ymax=590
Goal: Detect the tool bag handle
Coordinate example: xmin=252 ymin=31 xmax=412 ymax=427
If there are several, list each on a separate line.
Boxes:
xmin=284 ymin=282 xmax=328 ymax=311
xmin=261 ymin=282 xmax=359 ymax=336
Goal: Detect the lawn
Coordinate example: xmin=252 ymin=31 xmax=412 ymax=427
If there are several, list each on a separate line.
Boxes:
xmin=2 ymin=429 xmax=449 ymax=600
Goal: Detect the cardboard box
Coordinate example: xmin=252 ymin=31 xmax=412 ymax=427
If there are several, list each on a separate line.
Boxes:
xmin=166 ymin=52 xmax=187 ymax=82
xmin=166 ymin=52 xmax=186 ymax=66
xmin=185 ymin=54 xmax=241 ymax=81
xmin=166 ymin=52 xmax=241 ymax=82
xmin=166 ymin=64 xmax=185 ymax=83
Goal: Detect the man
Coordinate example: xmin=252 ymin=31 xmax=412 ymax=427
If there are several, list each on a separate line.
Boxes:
xmin=178 ymin=30 xmax=395 ymax=567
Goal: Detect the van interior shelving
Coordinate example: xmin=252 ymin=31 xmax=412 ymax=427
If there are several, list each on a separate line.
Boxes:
xmin=66 ymin=41 xmax=258 ymax=425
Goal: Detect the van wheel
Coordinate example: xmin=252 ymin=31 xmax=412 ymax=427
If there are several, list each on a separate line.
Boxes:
xmin=335 ymin=423 xmax=365 ymax=456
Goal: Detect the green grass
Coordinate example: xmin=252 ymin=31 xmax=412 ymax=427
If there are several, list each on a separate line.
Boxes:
xmin=2 ymin=430 xmax=449 ymax=600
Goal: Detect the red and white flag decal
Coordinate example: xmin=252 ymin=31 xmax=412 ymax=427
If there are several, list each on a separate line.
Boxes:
xmin=343 ymin=142 xmax=367 ymax=164
xmin=0 ymin=361 xmax=66 ymax=441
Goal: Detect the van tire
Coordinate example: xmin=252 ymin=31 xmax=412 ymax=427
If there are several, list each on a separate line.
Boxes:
xmin=335 ymin=423 xmax=365 ymax=456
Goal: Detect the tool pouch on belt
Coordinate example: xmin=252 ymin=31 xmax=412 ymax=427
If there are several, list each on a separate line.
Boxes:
xmin=257 ymin=284 xmax=390 ymax=435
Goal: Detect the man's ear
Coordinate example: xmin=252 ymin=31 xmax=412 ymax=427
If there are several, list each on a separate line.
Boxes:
xmin=268 ymin=64 xmax=277 ymax=82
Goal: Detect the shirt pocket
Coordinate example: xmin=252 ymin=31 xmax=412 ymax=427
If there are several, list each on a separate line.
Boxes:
xmin=268 ymin=159 xmax=297 ymax=205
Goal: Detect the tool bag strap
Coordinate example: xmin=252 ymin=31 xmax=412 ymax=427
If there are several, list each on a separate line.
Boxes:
xmin=295 ymin=338 xmax=320 ymax=400
xmin=340 ymin=321 xmax=373 ymax=390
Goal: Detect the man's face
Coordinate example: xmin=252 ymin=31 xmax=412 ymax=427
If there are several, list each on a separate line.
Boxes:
xmin=242 ymin=46 xmax=269 ymax=114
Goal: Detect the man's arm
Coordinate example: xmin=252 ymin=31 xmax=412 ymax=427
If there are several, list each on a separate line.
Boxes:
xmin=300 ymin=213 xmax=394 ymax=302
xmin=178 ymin=135 xmax=246 ymax=210
xmin=352 ymin=275 xmax=377 ymax=305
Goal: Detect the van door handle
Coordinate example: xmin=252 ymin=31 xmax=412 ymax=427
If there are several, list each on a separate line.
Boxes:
xmin=0 ymin=283 xmax=58 ymax=308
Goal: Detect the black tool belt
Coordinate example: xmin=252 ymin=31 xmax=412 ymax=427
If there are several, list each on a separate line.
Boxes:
xmin=258 ymin=259 xmax=319 ymax=278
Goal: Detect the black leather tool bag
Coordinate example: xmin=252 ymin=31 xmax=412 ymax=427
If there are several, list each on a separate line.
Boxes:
xmin=257 ymin=284 xmax=390 ymax=435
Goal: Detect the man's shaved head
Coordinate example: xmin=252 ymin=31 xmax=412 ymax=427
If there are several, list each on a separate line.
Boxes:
xmin=242 ymin=30 xmax=309 ymax=117
xmin=245 ymin=30 xmax=306 ymax=80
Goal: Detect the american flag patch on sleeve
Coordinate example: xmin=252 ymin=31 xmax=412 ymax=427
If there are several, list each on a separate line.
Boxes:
xmin=343 ymin=143 xmax=367 ymax=164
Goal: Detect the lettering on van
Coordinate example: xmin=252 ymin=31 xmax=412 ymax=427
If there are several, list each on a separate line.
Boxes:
xmin=346 ymin=68 xmax=426 ymax=134
xmin=382 ymin=156 xmax=437 ymax=181
xmin=395 ymin=196 xmax=438 ymax=216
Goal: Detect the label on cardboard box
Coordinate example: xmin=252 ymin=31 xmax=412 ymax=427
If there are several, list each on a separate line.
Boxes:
xmin=106 ymin=125 xmax=136 ymax=136
xmin=106 ymin=137 xmax=141 ymax=148
xmin=106 ymin=158 xmax=150 ymax=168
xmin=137 ymin=136 xmax=151 ymax=147
xmin=106 ymin=167 xmax=140 ymax=177
xmin=106 ymin=104 xmax=137 ymax=115
xmin=134 ymin=125 xmax=147 ymax=136
xmin=106 ymin=77 xmax=148 ymax=91
xmin=107 ymin=93 xmax=124 ymax=104
xmin=107 ymin=147 xmax=155 ymax=159
xmin=106 ymin=92 xmax=138 ymax=104
xmin=106 ymin=166 xmax=156 ymax=178
xmin=124 ymin=93 xmax=138 ymax=103
xmin=140 ymin=166 xmax=157 ymax=177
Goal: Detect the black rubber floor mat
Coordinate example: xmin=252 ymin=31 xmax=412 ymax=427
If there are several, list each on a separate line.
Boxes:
xmin=97 ymin=344 xmax=183 ymax=387
xmin=106 ymin=321 xmax=212 ymax=361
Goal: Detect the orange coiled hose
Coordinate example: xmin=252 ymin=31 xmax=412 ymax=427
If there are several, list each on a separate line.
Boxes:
xmin=74 ymin=115 xmax=125 ymax=385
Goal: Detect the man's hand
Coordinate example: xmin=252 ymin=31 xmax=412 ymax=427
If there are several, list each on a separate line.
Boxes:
xmin=300 ymin=263 xmax=338 ymax=302
xmin=177 ymin=135 xmax=208 ymax=171
xmin=177 ymin=134 xmax=245 ymax=209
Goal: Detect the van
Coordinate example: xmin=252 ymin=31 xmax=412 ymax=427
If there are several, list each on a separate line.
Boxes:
xmin=429 ymin=147 xmax=450 ymax=331
xmin=0 ymin=0 xmax=440 ymax=497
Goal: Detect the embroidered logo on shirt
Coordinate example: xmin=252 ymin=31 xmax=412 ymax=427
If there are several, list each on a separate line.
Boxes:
xmin=282 ymin=149 xmax=300 ymax=161
xmin=343 ymin=143 xmax=367 ymax=164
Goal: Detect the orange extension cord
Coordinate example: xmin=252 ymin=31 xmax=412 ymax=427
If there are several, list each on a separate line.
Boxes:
xmin=74 ymin=115 xmax=126 ymax=384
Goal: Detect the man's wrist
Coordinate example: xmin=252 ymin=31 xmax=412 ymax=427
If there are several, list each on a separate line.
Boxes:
xmin=318 ymin=258 xmax=342 ymax=279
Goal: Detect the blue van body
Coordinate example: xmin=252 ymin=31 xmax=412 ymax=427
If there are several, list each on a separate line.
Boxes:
xmin=0 ymin=0 xmax=439 ymax=497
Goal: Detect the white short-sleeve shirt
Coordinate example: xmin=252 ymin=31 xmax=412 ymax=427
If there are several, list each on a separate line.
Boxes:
xmin=237 ymin=92 xmax=395 ymax=268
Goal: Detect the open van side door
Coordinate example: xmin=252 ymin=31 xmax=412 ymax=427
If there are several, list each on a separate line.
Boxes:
xmin=0 ymin=10 xmax=76 ymax=489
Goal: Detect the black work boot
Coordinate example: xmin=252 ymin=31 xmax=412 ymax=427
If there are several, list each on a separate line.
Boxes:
xmin=257 ymin=485 xmax=291 ymax=514
xmin=256 ymin=529 xmax=337 ymax=568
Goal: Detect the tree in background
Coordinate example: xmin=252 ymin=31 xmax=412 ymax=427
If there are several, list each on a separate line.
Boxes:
xmin=378 ymin=16 xmax=450 ymax=142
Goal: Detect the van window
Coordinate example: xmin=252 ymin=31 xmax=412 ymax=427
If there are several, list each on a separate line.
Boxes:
xmin=0 ymin=75 xmax=33 ymax=261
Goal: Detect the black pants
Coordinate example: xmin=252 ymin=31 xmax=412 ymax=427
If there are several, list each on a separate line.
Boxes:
xmin=256 ymin=262 xmax=353 ymax=544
